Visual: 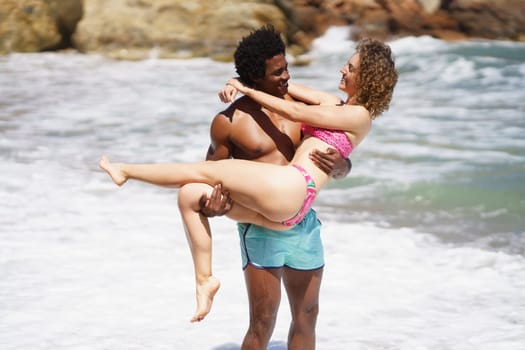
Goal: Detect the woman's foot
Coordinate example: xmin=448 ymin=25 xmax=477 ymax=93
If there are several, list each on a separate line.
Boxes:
xmin=99 ymin=156 xmax=127 ymax=186
xmin=191 ymin=276 xmax=221 ymax=323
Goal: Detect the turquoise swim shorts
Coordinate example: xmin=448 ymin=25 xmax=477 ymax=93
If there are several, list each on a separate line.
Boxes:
xmin=237 ymin=209 xmax=324 ymax=270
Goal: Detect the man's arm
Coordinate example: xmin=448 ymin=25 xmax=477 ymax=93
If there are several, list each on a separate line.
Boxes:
xmin=199 ymin=113 xmax=234 ymax=217
xmin=206 ymin=113 xmax=233 ymax=161
xmin=309 ymin=148 xmax=351 ymax=179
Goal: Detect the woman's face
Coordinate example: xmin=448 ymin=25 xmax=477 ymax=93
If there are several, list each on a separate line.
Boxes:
xmin=339 ymin=53 xmax=360 ymax=96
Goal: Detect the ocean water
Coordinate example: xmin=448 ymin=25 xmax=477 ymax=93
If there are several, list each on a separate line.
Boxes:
xmin=1 ymin=27 xmax=524 ymax=349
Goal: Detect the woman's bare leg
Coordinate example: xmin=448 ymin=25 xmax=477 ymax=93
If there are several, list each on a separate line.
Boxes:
xmin=100 ymin=156 xmax=127 ymax=185
xmin=99 ymin=158 xmax=223 ymax=320
xmin=226 ymin=203 xmax=290 ymax=232
xmin=99 ymin=156 xmax=306 ymax=222
xmin=176 ymin=182 xmax=287 ymax=322
xmin=177 ymin=183 xmax=221 ymax=322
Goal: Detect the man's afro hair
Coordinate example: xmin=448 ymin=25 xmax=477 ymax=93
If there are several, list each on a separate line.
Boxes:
xmin=234 ymin=25 xmax=286 ymax=86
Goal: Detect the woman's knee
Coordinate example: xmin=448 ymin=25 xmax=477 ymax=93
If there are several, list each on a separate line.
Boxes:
xmin=178 ymin=183 xmax=211 ymax=210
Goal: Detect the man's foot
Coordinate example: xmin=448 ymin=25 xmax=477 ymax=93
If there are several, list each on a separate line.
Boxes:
xmin=191 ymin=276 xmax=221 ymax=323
xmin=99 ymin=156 xmax=127 ymax=186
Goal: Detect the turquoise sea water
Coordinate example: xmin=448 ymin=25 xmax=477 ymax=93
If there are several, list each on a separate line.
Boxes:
xmin=300 ymin=35 xmax=525 ymax=254
xmin=1 ymin=29 xmax=524 ymax=349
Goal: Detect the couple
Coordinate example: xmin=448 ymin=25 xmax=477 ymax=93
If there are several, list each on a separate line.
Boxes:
xmin=100 ymin=26 xmax=398 ymax=349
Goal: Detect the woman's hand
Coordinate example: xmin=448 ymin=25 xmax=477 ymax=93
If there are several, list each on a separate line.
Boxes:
xmin=218 ymin=83 xmax=238 ymax=103
xmin=218 ymin=78 xmax=249 ymax=102
xmin=226 ymin=78 xmax=245 ymax=91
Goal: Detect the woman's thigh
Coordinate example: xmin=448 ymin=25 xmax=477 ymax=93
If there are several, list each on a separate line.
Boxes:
xmin=206 ymin=160 xmax=306 ymax=222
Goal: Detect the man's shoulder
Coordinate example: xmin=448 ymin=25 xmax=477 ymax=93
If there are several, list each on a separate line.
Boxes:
xmin=229 ymin=95 xmax=263 ymax=111
xmin=211 ymin=97 xmax=257 ymax=134
xmin=215 ymin=96 xmax=259 ymax=121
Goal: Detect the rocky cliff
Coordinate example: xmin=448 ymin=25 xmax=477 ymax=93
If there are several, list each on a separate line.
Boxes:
xmin=1 ymin=0 xmax=524 ymax=60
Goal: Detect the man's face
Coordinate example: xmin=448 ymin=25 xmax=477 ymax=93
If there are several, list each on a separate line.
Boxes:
xmin=254 ymin=54 xmax=290 ymax=97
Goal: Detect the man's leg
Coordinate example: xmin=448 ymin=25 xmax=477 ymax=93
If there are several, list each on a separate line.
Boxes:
xmin=241 ymin=265 xmax=282 ymax=350
xmin=283 ymin=267 xmax=323 ymax=350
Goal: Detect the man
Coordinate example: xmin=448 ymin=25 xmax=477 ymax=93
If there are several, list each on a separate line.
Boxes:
xmin=177 ymin=26 xmax=350 ymax=349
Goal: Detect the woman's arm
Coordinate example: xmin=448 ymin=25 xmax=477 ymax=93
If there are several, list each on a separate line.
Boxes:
xmin=227 ymin=78 xmax=369 ymax=133
xmin=287 ymin=82 xmax=342 ymax=106
xmin=218 ymin=82 xmax=339 ymax=106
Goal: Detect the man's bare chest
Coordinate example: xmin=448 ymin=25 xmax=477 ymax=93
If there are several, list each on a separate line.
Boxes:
xmin=230 ymin=114 xmax=302 ymax=162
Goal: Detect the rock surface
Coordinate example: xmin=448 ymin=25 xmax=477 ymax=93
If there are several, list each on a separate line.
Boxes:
xmin=1 ymin=0 xmax=524 ymax=59
xmin=72 ymin=0 xmax=287 ymax=60
xmin=0 ymin=0 xmax=82 ymax=52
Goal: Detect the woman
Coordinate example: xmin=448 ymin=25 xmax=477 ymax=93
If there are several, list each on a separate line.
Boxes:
xmin=100 ymin=38 xmax=398 ymax=321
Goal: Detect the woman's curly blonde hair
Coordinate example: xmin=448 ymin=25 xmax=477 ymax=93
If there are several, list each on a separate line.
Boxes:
xmin=354 ymin=38 xmax=398 ymax=119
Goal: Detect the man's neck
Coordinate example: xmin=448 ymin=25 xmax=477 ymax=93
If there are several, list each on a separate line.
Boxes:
xmin=252 ymin=84 xmax=286 ymax=101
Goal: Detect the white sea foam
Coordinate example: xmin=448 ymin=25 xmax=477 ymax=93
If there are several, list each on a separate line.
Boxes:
xmin=2 ymin=182 xmax=524 ymax=349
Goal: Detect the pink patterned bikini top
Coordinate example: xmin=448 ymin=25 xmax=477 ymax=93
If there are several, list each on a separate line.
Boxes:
xmin=301 ymin=124 xmax=353 ymax=158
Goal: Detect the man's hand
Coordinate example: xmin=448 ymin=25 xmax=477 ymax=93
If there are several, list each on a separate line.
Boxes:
xmin=199 ymin=184 xmax=233 ymax=217
xmin=309 ymin=148 xmax=352 ymax=179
